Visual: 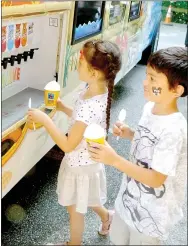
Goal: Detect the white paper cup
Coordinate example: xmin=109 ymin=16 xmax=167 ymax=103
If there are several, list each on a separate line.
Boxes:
xmin=44 ymin=81 xmax=60 ymax=109
xmin=84 ymin=124 xmax=105 ymax=144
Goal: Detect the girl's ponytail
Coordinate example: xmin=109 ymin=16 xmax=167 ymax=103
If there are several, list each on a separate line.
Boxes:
xmin=83 ymin=40 xmax=122 ymax=134
xmin=106 ymin=78 xmax=114 ymax=134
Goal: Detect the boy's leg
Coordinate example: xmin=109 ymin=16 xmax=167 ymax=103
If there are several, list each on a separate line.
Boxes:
xmin=67 ymin=205 xmax=85 ymax=245
xmin=109 ymin=211 xmax=130 ymax=245
xmin=129 ymin=227 xmax=161 ymax=245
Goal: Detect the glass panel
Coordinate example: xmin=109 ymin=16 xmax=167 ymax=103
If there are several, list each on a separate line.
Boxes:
xmin=109 ymin=1 xmax=127 ymax=26
xmin=72 ymin=1 xmax=105 ymax=44
xmin=129 ymin=1 xmax=141 ymax=22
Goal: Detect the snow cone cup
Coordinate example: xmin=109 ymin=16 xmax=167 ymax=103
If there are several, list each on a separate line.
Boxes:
xmin=44 ymin=81 xmax=60 ymax=109
xmin=84 ymin=124 xmax=105 ymax=145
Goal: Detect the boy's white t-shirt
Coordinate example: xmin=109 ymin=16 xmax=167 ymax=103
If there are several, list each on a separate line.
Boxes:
xmin=115 ymin=102 xmax=187 ymax=240
xmin=64 ymin=88 xmax=107 ymax=167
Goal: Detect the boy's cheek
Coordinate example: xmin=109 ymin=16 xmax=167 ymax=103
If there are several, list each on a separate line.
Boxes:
xmin=151 ymin=86 xmax=162 ymax=96
xmin=144 ymin=87 xmax=163 ymax=102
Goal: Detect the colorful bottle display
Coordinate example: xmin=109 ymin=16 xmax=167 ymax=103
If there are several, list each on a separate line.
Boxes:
xmin=28 ymin=22 xmax=34 ymax=45
xmin=21 ymin=23 xmax=27 ymax=47
xmin=15 ymin=24 xmax=21 ymax=48
xmin=7 ymin=24 xmax=14 ymax=51
xmin=2 ymin=26 xmax=7 ymax=52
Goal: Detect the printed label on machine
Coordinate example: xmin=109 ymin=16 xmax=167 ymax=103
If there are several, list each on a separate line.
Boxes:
xmin=7 ymin=24 xmax=15 ymax=51
xmin=2 ymin=26 xmax=7 ymax=52
xmin=28 ymin=22 xmax=34 ymax=45
xmin=15 ymin=24 xmax=21 ymax=48
xmin=21 ymin=23 xmax=28 ymax=47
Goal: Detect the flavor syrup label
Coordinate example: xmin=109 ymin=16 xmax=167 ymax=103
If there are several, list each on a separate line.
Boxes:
xmin=7 ymin=24 xmax=14 ymax=51
xmin=28 ymin=22 xmax=34 ymax=35
xmin=28 ymin=22 xmax=34 ymax=45
xmin=2 ymin=26 xmax=7 ymax=52
xmin=21 ymin=23 xmax=27 ymax=47
xmin=2 ymin=67 xmax=21 ymax=88
xmin=15 ymin=24 xmax=21 ymax=48
xmin=14 ymin=67 xmax=21 ymax=81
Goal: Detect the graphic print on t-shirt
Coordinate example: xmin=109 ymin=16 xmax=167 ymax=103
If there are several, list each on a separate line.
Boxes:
xmin=122 ymin=125 xmax=166 ymax=237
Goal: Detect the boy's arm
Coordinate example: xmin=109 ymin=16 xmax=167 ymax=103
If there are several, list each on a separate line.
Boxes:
xmin=127 ymin=127 xmax=135 ymax=141
xmin=113 ymin=123 xmax=135 ymax=141
xmin=89 ymin=129 xmax=184 ymax=188
xmin=112 ymin=155 xmax=167 ymax=188
xmin=114 ymin=102 xmax=154 ymax=141
xmin=88 ymin=143 xmax=167 ymax=188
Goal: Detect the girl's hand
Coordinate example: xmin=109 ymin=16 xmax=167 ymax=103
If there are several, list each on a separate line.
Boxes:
xmin=88 ymin=141 xmax=118 ymax=166
xmin=56 ymin=98 xmax=65 ymax=111
xmin=113 ymin=121 xmax=133 ymax=140
xmin=56 ymin=98 xmax=73 ymax=117
xmin=27 ymin=108 xmax=49 ymax=125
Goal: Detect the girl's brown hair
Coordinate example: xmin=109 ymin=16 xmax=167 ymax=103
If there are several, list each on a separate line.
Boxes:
xmin=83 ymin=40 xmax=122 ymax=133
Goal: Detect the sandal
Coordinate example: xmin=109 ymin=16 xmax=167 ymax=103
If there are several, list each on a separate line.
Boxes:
xmin=98 ymin=210 xmax=115 ymax=236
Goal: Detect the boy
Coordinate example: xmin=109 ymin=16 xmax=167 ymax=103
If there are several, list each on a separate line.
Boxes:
xmin=88 ymin=47 xmax=187 ymax=245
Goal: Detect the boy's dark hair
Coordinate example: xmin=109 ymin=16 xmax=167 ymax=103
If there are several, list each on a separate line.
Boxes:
xmin=148 ymin=47 xmax=188 ymax=97
xmin=83 ymin=40 xmax=122 ymax=132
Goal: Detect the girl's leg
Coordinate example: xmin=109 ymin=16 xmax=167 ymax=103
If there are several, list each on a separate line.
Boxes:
xmin=92 ymin=206 xmax=109 ymax=221
xmin=92 ymin=206 xmax=114 ymax=235
xmin=67 ymin=205 xmax=85 ymax=245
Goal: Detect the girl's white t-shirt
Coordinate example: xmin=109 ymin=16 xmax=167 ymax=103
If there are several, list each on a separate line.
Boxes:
xmin=64 ymin=88 xmax=108 ymax=167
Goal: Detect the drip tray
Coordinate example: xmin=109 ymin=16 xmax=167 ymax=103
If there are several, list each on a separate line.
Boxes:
xmin=2 ymin=88 xmax=44 ymax=132
xmin=44 ymin=108 xmax=53 ymax=115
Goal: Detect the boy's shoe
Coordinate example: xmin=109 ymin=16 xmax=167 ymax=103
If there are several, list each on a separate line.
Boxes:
xmin=98 ymin=210 xmax=115 ymax=236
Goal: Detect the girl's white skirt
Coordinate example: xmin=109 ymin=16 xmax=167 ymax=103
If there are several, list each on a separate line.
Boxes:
xmin=56 ymin=161 xmax=107 ymax=214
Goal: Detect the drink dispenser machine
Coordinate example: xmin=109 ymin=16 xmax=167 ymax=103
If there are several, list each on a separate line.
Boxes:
xmin=1 ymin=2 xmax=69 ymax=198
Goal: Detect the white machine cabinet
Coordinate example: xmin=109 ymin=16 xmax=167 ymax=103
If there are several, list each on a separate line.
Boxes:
xmin=2 ymin=3 xmax=70 ymax=198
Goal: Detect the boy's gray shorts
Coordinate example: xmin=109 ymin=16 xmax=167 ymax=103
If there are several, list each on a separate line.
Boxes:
xmin=110 ymin=210 xmax=161 ymax=245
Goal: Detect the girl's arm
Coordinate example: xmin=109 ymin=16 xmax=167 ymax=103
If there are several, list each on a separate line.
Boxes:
xmin=43 ymin=116 xmax=87 ymax=153
xmin=57 ymin=99 xmax=73 ymax=118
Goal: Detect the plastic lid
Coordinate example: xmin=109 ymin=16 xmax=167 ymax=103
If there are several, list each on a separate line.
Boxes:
xmin=44 ymin=80 xmax=60 ymax=91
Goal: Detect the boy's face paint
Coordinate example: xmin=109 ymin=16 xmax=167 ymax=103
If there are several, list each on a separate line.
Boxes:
xmin=152 ymin=87 xmax=162 ymax=96
xmin=143 ymin=66 xmax=178 ymax=103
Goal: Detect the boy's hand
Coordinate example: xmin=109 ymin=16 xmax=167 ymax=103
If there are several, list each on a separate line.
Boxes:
xmin=113 ymin=121 xmax=132 ymax=139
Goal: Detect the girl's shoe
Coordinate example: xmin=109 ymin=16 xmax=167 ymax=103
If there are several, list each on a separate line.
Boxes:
xmin=98 ymin=210 xmax=115 ymax=236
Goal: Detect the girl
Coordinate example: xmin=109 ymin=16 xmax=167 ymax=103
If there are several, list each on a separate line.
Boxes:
xmin=28 ymin=40 xmax=122 ymax=245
